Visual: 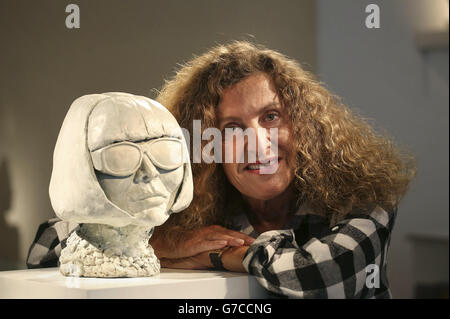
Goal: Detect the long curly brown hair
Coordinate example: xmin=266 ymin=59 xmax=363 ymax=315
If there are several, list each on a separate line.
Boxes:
xmin=155 ymin=41 xmax=416 ymax=237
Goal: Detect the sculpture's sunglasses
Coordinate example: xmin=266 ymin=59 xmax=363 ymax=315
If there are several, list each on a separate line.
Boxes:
xmin=91 ymin=138 xmax=184 ymax=177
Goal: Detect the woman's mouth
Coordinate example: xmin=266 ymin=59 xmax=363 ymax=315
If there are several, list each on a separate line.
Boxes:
xmin=244 ymin=157 xmax=281 ymax=175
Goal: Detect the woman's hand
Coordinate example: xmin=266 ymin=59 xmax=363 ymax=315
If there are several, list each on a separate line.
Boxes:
xmin=160 ymin=246 xmax=250 ymax=273
xmin=150 ymin=225 xmax=255 ymax=259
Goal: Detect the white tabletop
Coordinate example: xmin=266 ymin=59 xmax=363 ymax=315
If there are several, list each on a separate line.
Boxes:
xmin=0 ymin=267 xmax=268 ymax=299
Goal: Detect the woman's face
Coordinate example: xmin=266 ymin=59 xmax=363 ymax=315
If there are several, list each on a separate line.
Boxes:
xmin=217 ymin=72 xmax=295 ymax=201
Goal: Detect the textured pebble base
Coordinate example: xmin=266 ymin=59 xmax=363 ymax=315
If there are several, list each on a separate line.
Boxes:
xmin=59 ymin=231 xmax=160 ymax=277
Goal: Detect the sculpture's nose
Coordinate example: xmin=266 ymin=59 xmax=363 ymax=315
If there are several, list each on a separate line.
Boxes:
xmin=134 ymin=155 xmax=159 ymax=183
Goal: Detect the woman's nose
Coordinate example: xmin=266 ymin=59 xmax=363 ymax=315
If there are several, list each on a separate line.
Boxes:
xmin=134 ymin=154 xmax=159 ymax=183
xmin=245 ymin=126 xmax=272 ymax=158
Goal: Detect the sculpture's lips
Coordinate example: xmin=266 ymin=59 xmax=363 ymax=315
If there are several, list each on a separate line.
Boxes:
xmin=133 ymin=193 xmax=166 ymax=201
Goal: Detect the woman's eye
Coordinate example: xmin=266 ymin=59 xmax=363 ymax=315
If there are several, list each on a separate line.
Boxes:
xmin=223 ymin=124 xmax=241 ymax=132
xmin=265 ymin=112 xmax=279 ymax=122
xmin=222 ymin=125 xmax=243 ymax=140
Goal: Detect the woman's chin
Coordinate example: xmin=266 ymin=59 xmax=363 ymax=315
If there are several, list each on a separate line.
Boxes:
xmin=241 ymin=185 xmax=288 ymax=201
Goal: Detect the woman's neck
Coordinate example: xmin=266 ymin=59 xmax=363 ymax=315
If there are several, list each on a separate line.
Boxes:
xmin=242 ymin=184 xmax=297 ymax=232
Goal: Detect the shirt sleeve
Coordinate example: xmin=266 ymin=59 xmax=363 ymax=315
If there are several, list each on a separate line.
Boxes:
xmin=242 ymin=206 xmax=396 ymax=298
xmin=26 ymin=218 xmax=79 ymax=269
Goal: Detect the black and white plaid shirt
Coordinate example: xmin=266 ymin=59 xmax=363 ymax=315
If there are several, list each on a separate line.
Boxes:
xmin=231 ymin=204 xmax=396 ymax=299
xmin=27 ymin=204 xmax=396 ymax=299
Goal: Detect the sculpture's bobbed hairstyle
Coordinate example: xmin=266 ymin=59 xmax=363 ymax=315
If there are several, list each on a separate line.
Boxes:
xmin=49 ymin=92 xmax=193 ymax=228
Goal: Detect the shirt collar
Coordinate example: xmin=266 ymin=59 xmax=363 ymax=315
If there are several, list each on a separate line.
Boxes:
xmin=228 ymin=201 xmax=328 ymax=237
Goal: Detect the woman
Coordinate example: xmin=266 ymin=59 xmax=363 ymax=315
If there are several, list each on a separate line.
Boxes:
xmin=148 ymin=41 xmax=416 ymax=298
xmin=27 ymin=41 xmax=415 ymax=298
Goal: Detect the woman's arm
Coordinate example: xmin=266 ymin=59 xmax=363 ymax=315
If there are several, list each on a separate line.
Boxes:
xmin=151 ymin=225 xmax=254 ymax=259
xmin=242 ymin=206 xmax=396 ymax=298
xmin=159 ymin=245 xmax=250 ymax=272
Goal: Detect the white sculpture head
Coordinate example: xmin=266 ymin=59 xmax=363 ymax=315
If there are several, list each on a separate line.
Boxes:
xmin=49 ymin=92 xmax=193 ymax=228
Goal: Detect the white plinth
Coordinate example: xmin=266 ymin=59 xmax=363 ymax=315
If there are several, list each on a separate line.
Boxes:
xmin=0 ymin=268 xmax=268 ymax=299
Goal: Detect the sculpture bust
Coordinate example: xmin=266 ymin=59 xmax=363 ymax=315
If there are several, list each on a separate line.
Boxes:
xmin=49 ymin=92 xmax=193 ymax=277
